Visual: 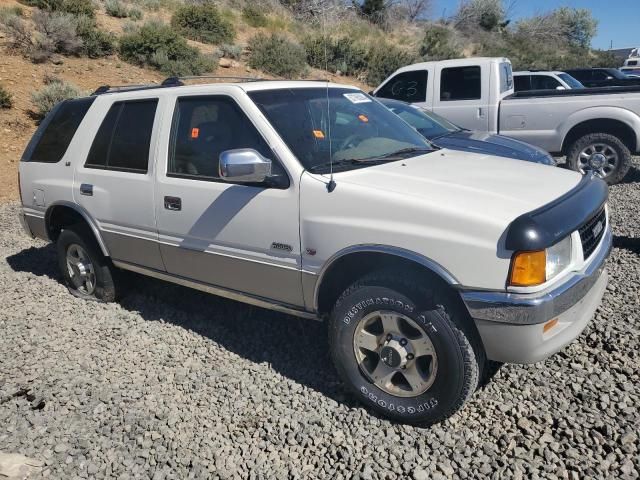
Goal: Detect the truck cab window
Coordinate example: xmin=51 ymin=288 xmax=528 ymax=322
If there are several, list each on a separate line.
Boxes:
xmin=440 ymin=66 xmax=481 ymax=101
xmin=531 ymin=75 xmax=561 ymax=90
xmin=376 ymin=70 xmax=428 ymax=103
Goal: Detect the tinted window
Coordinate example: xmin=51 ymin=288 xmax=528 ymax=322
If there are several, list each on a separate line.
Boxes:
xmin=628 ymin=60 xmax=638 ymax=66
xmin=531 ymin=75 xmax=562 ymax=90
xmin=382 ymin=101 xmax=458 ymax=139
xmin=592 ymin=70 xmax=610 ymax=80
xmin=514 ymin=75 xmax=531 ymax=91
xmin=85 ymin=100 xmax=157 ymax=173
xmin=566 ymin=70 xmax=590 ymax=82
xmin=440 ymin=66 xmax=481 ymax=101
xmin=169 ymin=96 xmax=284 ymax=182
xmin=376 ymin=70 xmax=428 ymax=103
xmin=557 ymin=73 xmax=584 ymax=89
xmin=499 ymin=62 xmax=513 ymax=93
xmin=23 ymin=97 xmax=95 ymax=163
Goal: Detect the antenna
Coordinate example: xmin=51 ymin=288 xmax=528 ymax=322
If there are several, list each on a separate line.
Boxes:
xmin=320 ymin=1 xmax=336 ymax=192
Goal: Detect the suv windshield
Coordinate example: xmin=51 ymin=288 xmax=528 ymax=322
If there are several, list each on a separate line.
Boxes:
xmin=248 ymin=88 xmax=434 ymax=173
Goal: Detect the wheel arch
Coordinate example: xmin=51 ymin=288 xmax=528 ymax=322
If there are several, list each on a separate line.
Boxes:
xmin=313 ymin=245 xmax=460 ymax=315
xmin=45 ymin=201 xmax=110 ymax=257
xmin=561 ymin=117 xmax=638 ymax=155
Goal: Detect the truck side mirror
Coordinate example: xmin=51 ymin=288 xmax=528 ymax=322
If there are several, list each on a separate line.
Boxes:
xmin=219 ymin=149 xmax=272 ymax=183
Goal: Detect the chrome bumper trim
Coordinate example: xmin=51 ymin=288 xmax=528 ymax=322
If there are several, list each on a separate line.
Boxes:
xmin=461 ymin=227 xmax=612 ymax=325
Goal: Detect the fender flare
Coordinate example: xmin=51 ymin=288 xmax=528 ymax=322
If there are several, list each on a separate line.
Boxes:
xmin=558 ymin=106 xmax=640 ymax=152
xmin=45 ymin=201 xmax=110 ymax=257
xmin=312 ymin=244 xmax=460 ymax=312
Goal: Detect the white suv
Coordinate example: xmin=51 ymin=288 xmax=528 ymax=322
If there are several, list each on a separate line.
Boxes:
xmin=18 ymin=79 xmax=611 ymax=425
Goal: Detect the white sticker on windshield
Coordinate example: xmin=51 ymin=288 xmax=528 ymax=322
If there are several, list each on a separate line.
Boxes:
xmin=343 ymin=92 xmax=371 ymax=104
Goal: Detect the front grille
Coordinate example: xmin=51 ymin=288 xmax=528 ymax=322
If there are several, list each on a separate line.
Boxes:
xmin=579 ymin=207 xmax=606 ymax=260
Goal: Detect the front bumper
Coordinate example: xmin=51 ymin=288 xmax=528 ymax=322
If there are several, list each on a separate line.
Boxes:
xmin=461 ymin=228 xmax=611 ymax=363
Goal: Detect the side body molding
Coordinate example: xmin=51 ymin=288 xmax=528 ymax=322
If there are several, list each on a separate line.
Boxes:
xmin=312 ymin=244 xmax=461 ymax=312
xmin=45 ymin=201 xmax=110 ymax=257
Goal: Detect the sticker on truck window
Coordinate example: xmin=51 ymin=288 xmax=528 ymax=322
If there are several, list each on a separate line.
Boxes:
xmin=343 ymin=93 xmax=371 ymax=104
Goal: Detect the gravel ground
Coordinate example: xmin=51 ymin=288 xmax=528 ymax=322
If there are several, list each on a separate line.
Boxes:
xmin=1 ymin=166 xmax=639 ymax=480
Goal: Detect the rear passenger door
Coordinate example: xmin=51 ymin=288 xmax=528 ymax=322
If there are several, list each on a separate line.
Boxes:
xmin=433 ymin=64 xmax=489 ymax=131
xmin=154 ymin=92 xmax=304 ymax=308
xmin=74 ymin=97 xmax=165 ymax=271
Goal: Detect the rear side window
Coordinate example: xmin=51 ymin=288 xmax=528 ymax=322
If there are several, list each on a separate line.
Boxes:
xmin=85 ymin=99 xmax=158 ymax=173
xmin=514 ymin=75 xmax=531 ymax=91
xmin=440 ymin=66 xmax=481 ymax=101
xmin=376 ymin=70 xmax=428 ymax=103
xmin=531 ymin=75 xmax=562 ymax=90
xmin=22 ymin=97 xmax=95 ymax=163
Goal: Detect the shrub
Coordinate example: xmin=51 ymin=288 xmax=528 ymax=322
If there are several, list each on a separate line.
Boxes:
xmin=76 ymin=15 xmax=116 ymax=57
xmin=242 ymin=5 xmax=268 ymax=28
xmin=128 ymin=7 xmax=143 ymax=21
xmin=0 ymin=5 xmax=24 ymax=17
xmin=0 ymin=85 xmax=12 ymax=109
xmin=119 ymin=21 xmax=215 ymax=75
xmin=365 ymin=42 xmax=416 ymax=85
xmin=0 ymin=12 xmax=33 ymax=53
xmin=419 ymin=24 xmax=461 ymax=60
xmin=219 ymin=43 xmax=242 ymax=60
xmin=31 ymin=79 xmax=82 ymax=118
xmin=171 ymin=3 xmax=234 ymax=45
xmin=247 ymin=33 xmax=307 ymax=78
xmin=105 ymin=0 xmax=129 ymax=18
xmin=31 ymin=10 xmax=83 ymax=62
xmin=58 ymin=0 xmax=95 ymax=18
xmin=302 ymin=35 xmax=368 ymax=76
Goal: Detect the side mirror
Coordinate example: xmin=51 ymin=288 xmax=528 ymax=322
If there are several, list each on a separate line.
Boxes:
xmin=606 ymin=76 xmax=614 ymax=80
xmin=219 ymin=149 xmax=272 ymax=183
xmin=556 ymin=86 xmax=566 ymax=90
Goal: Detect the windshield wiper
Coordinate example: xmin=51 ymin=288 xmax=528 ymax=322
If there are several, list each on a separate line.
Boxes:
xmin=307 ymin=147 xmax=435 ymax=173
xmin=376 ymin=146 xmax=436 ymax=159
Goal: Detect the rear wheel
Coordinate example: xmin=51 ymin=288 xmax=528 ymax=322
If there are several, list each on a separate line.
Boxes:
xmin=566 ymin=133 xmax=631 ymax=184
xmin=328 ymin=271 xmax=484 ymax=426
xmin=56 ymin=226 xmax=118 ymax=302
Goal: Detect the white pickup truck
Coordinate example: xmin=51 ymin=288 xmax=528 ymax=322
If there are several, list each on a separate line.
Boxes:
xmin=373 ymin=57 xmax=640 ymax=184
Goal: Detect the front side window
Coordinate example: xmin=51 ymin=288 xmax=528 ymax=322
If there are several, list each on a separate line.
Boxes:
xmin=85 ymin=99 xmax=158 ymax=173
xmin=23 ymin=97 xmax=95 ymax=163
xmin=440 ymin=66 xmax=481 ymax=101
xmin=514 ymin=75 xmax=531 ymax=91
xmin=248 ymin=88 xmax=434 ymax=173
xmin=168 ymin=96 xmax=285 ymax=182
xmin=376 ymin=70 xmax=428 ymax=103
xmin=531 ymin=75 xmax=562 ymax=90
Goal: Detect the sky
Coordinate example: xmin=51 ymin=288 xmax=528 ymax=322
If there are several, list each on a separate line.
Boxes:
xmin=433 ymin=0 xmax=639 ymax=50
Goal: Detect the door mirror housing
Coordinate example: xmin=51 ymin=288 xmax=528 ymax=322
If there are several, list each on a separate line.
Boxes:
xmin=555 ymin=86 xmax=566 ymax=90
xmin=219 ymin=149 xmax=272 ymax=183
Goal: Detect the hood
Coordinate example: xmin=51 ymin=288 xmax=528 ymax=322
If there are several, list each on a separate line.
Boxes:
xmin=333 ymin=149 xmax=581 ymax=226
xmin=432 ymin=131 xmax=555 ymax=165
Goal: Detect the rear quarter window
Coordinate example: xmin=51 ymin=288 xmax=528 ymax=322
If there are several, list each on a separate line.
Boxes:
xmin=22 ymin=97 xmax=96 ymax=163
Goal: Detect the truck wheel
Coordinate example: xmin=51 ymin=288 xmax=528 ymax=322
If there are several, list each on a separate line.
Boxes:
xmin=566 ymin=133 xmax=631 ymax=185
xmin=56 ymin=225 xmax=117 ymax=302
xmin=328 ymin=271 xmax=484 ymax=426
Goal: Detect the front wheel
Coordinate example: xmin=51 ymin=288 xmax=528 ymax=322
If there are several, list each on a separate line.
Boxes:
xmin=328 ymin=271 xmax=483 ymax=426
xmin=566 ymin=133 xmax=631 ymax=185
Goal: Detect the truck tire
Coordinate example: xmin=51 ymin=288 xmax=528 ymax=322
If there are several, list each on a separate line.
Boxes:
xmin=56 ymin=225 xmax=118 ymax=302
xmin=566 ymin=133 xmax=632 ymax=185
xmin=328 ymin=271 xmax=484 ymax=426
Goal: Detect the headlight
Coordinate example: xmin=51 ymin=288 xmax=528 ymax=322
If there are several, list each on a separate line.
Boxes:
xmin=509 ymin=236 xmax=572 ymax=286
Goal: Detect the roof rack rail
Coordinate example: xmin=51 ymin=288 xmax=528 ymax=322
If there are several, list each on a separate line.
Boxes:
xmin=161 ymin=75 xmax=263 ymax=86
xmin=91 ymin=84 xmax=164 ymax=96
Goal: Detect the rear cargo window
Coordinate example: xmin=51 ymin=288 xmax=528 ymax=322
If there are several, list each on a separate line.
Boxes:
xmin=85 ymin=99 xmax=158 ymax=173
xmin=440 ymin=66 xmax=481 ymax=101
xmin=22 ymin=97 xmax=95 ymax=163
xmin=376 ymin=70 xmax=428 ymax=103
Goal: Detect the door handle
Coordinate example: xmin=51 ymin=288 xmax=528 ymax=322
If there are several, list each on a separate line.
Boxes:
xmin=80 ymin=184 xmax=93 ymax=196
xmin=477 ymin=107 xmax=484 ymax=118
xmin=164 ymin=196 xmax=182 ymax=211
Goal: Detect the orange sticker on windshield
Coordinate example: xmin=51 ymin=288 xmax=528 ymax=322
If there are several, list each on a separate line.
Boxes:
xmin=191 ymin=127 xmax=199 ymax=139
xmin=313 ymin=130 xmax=325 ymax=139
xmin=358 ymin=114 xmax=369 ymax=123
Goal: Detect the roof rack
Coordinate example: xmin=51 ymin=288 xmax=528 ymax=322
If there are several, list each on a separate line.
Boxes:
xmin=161 ymin=75 xmax=263 ymax=86
xmin=91 ymin=84 xmax=163 ymax=96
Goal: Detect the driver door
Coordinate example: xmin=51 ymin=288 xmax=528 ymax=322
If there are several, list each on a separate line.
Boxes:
xmin=154 ymin=93 xmax=304 ymax=307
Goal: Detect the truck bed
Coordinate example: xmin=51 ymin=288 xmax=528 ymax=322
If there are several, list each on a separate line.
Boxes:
xmin=507 ymin=85 xmax=640 ymax=99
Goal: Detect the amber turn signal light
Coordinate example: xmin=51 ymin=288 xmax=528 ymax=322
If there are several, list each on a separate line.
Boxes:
xmin=509 ymin=250 xmax=546 ymax=286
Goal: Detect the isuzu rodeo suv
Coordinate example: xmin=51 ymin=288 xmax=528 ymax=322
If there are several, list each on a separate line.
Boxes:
xmin=18 ymin=79 xmax=611 ymax=425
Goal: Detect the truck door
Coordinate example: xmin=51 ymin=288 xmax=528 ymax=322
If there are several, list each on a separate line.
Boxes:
xmin=432 ymin=63 xmax=489 ymax=132
xmin=373 ymin=66 xmax=434 ymax=107
xmin=74 ymin=97 xmax=165 ymax=271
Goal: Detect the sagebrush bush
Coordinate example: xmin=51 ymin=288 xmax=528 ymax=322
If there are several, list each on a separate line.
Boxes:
xmin=0 ymin=85 xmax=12 ymax=109
xmin=365 ymin=42 xmax=415 ymax=85
xmin=104 ymin=0 xmax=128 ymax=18
xmin=242 ymin=5 xmax=268 ymax=28
xmin=302 ymin=35 xmax=368 ymax=76
xmin=219 ymin=43 xmax=242 ymax=60
xmin=0 ymin=5 xmax=24 ymax=18
xmin=419 ymin=24 xmax=461 ymax=60
xmin=31 ymin=10 xmax=83 ymax=62
xmin=76 ymin=15 xmax=116 ymax=58
xmin=31 ymin=79 xmax=82 ymax=118
xmin=248 ymin=33 xmax=307 ymax=78
xmin=20 ymin=0 xmax=95 ymax=18
xmin=119 ymin=21 xmax=215 ymax=75
xmin=128 ymin=7 xmax=143 ymax=21
xmin=171 ymin=3 xmax=234 ymax=45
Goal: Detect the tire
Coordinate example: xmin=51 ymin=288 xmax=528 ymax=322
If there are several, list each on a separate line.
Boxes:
xmin=328 ymin=270 xmax=484 ymax=426
xmin=566 ymin=133 xmax=632 ymax=185
xmin=56 ymin=225 xmax=117 ymax=302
